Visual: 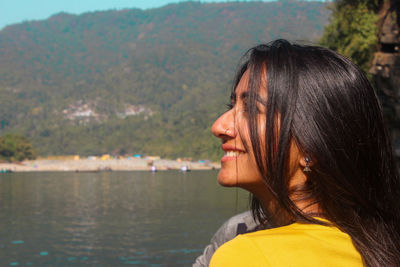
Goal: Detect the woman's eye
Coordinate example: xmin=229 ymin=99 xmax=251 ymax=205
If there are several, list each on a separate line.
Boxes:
xmin=243 ymin=101 xmax=261 ymax=114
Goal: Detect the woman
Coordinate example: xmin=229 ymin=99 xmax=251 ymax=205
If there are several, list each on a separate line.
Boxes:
xmin=210 ymin=40 xmax=400 ymax=266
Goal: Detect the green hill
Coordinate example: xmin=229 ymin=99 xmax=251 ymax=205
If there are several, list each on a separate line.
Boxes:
xmin=0 ymin=1 xmax=330 ymax=160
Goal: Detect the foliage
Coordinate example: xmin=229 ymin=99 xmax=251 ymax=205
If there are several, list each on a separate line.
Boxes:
xmin=320 ymin=0 xmax=378 ymax=72
xmin=0 ymin=134 xmax=36 ymax=162
xmin=0 ymin=2 xmax=330 ymax=160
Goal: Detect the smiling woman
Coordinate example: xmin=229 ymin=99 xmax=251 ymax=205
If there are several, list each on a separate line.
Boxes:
xmin=212 ymin=70 xmax=265 ymax=189
xmin=209 ymin=39 xmax=400 ymax=266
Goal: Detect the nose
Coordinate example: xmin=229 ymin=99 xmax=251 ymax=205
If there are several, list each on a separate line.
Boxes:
xmin=211 ymin=109 xmax=237 ymax=139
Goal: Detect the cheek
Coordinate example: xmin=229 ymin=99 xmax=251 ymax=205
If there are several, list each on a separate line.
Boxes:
xmin=236 ymin=115 xmax=251 ymax=147
xmin=239 ymin=115 xmax=266 ymax=159
xmin=257 ymin=114 xmax=266 ymax=142
xmin=236 ymin=158 xmax=265 ymax=190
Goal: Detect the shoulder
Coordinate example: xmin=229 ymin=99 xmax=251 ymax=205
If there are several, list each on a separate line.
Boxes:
xmin=210 ymin=222 xmax=363 ymax=267
xmin=212 ymin=210 xmax=258 ymax=244
xmin=210 ymin=234 xmax=270 ymax=267
xmin=193 ymin=210 xmax=258 ymax=267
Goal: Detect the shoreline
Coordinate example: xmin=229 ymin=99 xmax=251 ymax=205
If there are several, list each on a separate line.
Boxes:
xmin=0 ymin=158 xmax=220 ymax=172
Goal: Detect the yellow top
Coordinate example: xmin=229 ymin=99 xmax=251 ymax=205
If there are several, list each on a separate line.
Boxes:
xmin=209 ymin=220 xmax=363 ymax=267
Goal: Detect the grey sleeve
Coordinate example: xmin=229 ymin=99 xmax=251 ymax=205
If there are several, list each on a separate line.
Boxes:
xmin=192 ymin=210 xmax=257 ymax=267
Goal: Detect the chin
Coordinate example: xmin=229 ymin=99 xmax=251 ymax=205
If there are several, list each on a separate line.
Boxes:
xmin=217 ymin=171 xmax=239 ymax=187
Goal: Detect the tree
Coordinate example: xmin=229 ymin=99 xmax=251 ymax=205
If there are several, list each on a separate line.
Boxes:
xmin=321 ymin=0 xmax=400 ymax=157
xmin=0 ymin=134 xmax=36 ymax=162
xmin=320 ymin=0 xmax=379 ymax=72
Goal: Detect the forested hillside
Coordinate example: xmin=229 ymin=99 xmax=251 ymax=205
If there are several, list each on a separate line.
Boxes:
xmin=0 ymin=1 xmax=330 ymax=160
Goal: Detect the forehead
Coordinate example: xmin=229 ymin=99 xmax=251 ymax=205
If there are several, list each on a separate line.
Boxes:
xmin=235 ymin=70 xmax=251 ymax=94
xmin=235 ymin=69 xmax=267 ymax=98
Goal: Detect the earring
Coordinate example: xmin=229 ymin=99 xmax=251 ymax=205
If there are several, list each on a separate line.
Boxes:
xmin=303 ymin=157 xmax=311 ymax=173
xmin=225 ymin=128 xmax=231 ymax=135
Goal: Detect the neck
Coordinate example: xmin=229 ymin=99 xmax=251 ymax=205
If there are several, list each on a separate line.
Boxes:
xmin=249 ymin=173 xmax=321 ymax=226
xmin=288 ymin=168 xmax=321 ymax=217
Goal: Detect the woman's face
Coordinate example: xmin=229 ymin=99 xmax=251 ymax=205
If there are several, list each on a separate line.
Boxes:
xmin=212 ymin=69 xmax=313 ymax=217
xmin=211 ymin=70 xmax=267 ymax=193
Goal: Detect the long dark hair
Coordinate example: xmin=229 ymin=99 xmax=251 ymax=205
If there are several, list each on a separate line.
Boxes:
xmin=233 ymin=39 xmax=400 ymax=266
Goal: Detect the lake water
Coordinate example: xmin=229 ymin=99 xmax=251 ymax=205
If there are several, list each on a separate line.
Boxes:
xmin=0 ymin=171 xmax=249 ymax=266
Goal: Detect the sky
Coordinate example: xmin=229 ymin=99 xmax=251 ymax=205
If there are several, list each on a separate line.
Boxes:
xmin=0 ymin=0 xmax=263 ymax=30
xmin=0 ymin=0 xmax=324 ymax=30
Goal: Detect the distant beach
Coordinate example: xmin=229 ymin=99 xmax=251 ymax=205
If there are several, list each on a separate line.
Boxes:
xmin=0 ymin=158 xmax=220 ymax=172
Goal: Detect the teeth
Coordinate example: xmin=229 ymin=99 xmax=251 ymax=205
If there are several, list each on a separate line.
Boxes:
xmin=224 ymin=151 xmax=241 ymax=157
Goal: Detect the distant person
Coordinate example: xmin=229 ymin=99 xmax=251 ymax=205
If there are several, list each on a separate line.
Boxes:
xmin=206 ymin=39 xmax=400 ymax=266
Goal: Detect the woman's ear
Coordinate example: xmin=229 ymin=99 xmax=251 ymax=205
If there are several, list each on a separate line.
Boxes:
xmin=299 ymin=156 xmax=313 ymax=173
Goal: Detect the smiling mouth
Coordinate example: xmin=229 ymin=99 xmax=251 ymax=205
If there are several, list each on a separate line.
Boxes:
xmin=224 ymin=151 xmax=243 ymax=157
